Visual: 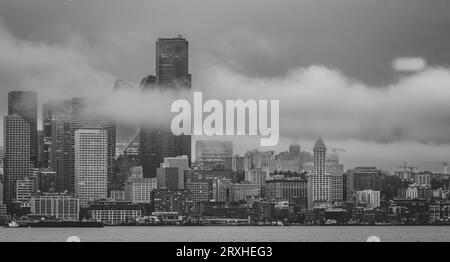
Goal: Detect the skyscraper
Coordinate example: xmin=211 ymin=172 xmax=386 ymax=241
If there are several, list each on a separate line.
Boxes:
xmin=8 ymin=91 xmax=37 ymax=167
xmin=42 ymin=100 xmax=71 ymax=169
xmin=74 ymin=129 xmax=108 ymax=207
xmin=140 ymin=36 xmax=192 ymax=178
xmin=69 ymin=98 xmax=116 ymax=193
xmin=312 ymin=137 xmax=331 ymax=204
xmin=156 ymin=37 xmax=191 ymax=88
xmin=3 ymin=115 xmax=31 ymax=206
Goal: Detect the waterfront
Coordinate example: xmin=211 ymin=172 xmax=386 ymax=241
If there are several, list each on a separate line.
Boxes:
xmin=1 ymin=226 xmax=450 ymax=242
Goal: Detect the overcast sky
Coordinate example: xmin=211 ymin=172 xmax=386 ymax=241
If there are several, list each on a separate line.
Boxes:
xmin=1 ymin=0 xmax=450 ymax=172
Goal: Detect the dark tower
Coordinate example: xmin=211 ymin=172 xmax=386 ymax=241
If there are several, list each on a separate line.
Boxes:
xmin=140 ymin=36 xmax=192 ymax=178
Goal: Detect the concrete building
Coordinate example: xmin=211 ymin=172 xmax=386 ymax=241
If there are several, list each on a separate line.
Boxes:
xmin=157 ymin=167 xmax=180 ymax=190
xmin=124 ymin=177 xmax=157 ymax=203
xmin=151 ymin=189 xmax=194 ymax=215
xmin=212 ymin=178 xmax=233 ymax=202
xmin=140 ymin=37 xmax=191 ymax=179
xmin=30 ymin=193 xmax=79 ymax=221
xmin=231 ymin=183 xmax=259 ymax=202
xmin=74 ymin=129 xmax=108 ymax=207
xmin=265 ymin=177 xmax=308 ymax=206
xmin=161 ymin=156 xmax=189 ymax=189
xmin=8 ymin=91 xmax=38 ymax=167
xmin=3 ymin=114 xmax=31 ymax=206
xmin=346 ymin=166 xmax=384 ymax=202
xmin=312 ymin=137 xmax=331 ymax=204
xmin=224 ymin=155 xmax=250 ymax=172
xmin=356 ymin=190 xmax=380 ymax=209
xmin=15 ymin=178 xmax=35 ymax=204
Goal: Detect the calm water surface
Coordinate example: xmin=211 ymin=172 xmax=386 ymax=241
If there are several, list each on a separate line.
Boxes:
xmin=1 ymin=226 xmax=449 ymax=242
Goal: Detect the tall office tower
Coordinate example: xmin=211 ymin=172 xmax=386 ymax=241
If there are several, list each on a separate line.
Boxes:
xmin=74 ymin=129 xmax=108 ymax=208
xmin=326 ymin=154 xmax=344 ymax=202
xmin=69 ymin=98 xmax=116 ymax=194
xmin=8 ymin=91 xmax=37 ymax=167
xmin=140 ymin=36 xmax=192 ymax=178
xmin=312 ymin=137 xmax=331 ymax=204
xmin=195 ymin=140 xmax=233 ymax=170
xmin=51 ymin=118 xmax=71 ymax=192
xmin=156 ymin=167 xmax=180 ymax=190
xmin=156 ymin=37 xmax=191 ymax=88
xmin=42 ymin=100 xmax=71 ymax=168
xmin=3 ymin=115 xmax=31 ymax=206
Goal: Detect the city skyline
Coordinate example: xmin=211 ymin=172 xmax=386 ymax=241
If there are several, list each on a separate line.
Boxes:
xmin=0 ymin=0 xmax=450 ymax=171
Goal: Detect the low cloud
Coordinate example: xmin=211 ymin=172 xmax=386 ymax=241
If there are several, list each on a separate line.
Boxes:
xmin=1 ymin=19 xmax=450 ymax=171
xmin=392 ymin=57 xmax=427 ymax=72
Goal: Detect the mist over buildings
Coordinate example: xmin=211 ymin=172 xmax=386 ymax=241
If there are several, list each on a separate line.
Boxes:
xmin=1 ymin=0 xmax=450 ymax=171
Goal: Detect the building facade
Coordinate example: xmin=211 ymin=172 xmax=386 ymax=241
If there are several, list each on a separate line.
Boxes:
xmin=3 ymin=115 xmax=31 ymax=206
xmin=74 ymin=129 xmax=108 ymax=207
xmin=30 ymin=194 xmax=79 ymax=221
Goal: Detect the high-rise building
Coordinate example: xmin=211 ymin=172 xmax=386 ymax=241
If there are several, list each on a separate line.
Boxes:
xmin=36 ymin=168 xmax=57 ymax=193
xmin=8 ymin=91 xmax=37 ymax=167
xmin=327 ymin=153 xmax=344 ymax=202
xmin=3 ymin=115 xmax=31 ymax=206
xmin=156 ymin=37 xmax=191 ymax=88
xmin=195 ymin=140 xmax=233 ymax=170
xmin=74 ymin=129 xmax=108 ymax=207
xmin=156 ymin=167 xmax=179 ymax=190
xmin=43 ymin=100 xmax=71 ymax=169
xmin=140 ymin=36 xmax=191 ymax=178
xmin=312 ymin=137 xmax=331 ymax=204
xmin=346 ymin=166 xmax=384 ymax=202
xmin=69 ymin=98 xmax=115 ymax=193
xmin=161 ymin=156 xmax=189 ymax=189
xmin=37 ymin=130 xmax=44 ymax=167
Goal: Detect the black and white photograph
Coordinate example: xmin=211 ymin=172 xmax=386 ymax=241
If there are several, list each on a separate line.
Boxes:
xmin=0 ymin=0 xmax=450 ymax=247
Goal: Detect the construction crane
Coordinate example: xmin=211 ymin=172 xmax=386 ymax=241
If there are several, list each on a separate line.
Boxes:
xmin=423 ymin=161 xmax=448 ymax=175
